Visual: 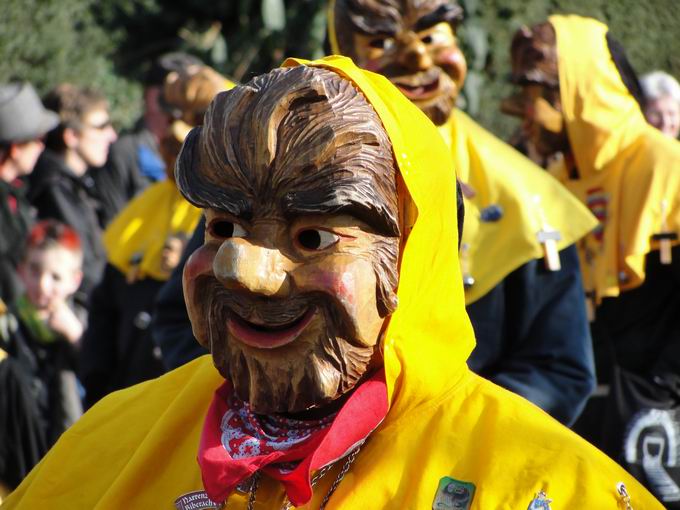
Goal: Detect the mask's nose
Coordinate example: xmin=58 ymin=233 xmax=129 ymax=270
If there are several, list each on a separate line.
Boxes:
xmin=213 ymin=238 xmax=291 ymax=297
xmin=398 ymin=33 xmax=433 ymax=72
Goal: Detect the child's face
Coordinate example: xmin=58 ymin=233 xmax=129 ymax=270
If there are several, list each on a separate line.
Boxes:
xmin=19 ymin=246 xmax=82 ymax=311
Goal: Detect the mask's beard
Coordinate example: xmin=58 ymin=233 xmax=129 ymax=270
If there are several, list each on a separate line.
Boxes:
xmin=202 ymin=279 xmax=377 ymax=415
xmin=418 ymin=92 xmax=456 ymax=126
xmin=391 ymin=68 xmax=457 ymax=127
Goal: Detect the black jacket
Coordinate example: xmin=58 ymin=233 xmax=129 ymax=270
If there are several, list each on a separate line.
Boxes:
xmin=0 ymin=179 xmax=32 ymax=303
xmin=0 ymin=306 xmax=80 ymax=489
xmin=27 ymin=150 xmax=106 ymax=303
xmin=467 ymin=244 xmax=596 ymax=426
xmin=79 ymin=263 xmax=165 ymax=408
xmin=96 ymin=125 xmax=154 ymax=226
xmin=151 ymin=220 xmax=207 ymax=370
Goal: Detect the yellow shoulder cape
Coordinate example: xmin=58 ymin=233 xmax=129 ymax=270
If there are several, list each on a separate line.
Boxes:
xmin=550 ymin=15 xmax=680 ymax=303
xmin=103 ymin=180 xmax=202 ymax=281
xmin=440 ymin=110 xmax=597 ymax=304
xmin=4 ymin=56 xmax=662 ymax=509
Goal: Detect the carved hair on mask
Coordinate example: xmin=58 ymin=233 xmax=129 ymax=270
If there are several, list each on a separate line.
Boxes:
xmin=333 ymin=0 xmax=466 ymax=126
xmin=176 ymin=65 xmax=401 ymax=415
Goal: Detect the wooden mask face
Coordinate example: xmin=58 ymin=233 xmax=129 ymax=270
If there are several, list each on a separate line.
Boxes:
xmin=177 ymin=66 xmax=400 ymax=415
xmin=333 ymin=0 xmax=466 ymax=126
xmin=502 ymin=22 xmax=570 ymax=165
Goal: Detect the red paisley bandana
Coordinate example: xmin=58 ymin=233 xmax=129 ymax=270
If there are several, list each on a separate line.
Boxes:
xmin=198 ymin=370 xmax=387 ymax=506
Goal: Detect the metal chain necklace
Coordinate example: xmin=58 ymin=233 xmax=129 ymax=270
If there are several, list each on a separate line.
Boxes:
xmin=241 ymin=444 xmax=362 ymax=510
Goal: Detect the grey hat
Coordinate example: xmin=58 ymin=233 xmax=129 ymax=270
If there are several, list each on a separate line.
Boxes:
xmin=0 ymin=82 xmax=60 ymax=144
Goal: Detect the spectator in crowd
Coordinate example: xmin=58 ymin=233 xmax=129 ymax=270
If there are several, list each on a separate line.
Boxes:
xmin=98 ymin=52 xmax=203 ymax=225
xmin=79 ymin=65 xmax=233 ymax=408
xmin=640 ymin=70 xmax=680 ymax=139
xmin=0 ymin=220 xmax=83 ymax=494
xmin=27 ymin=84 xmax=117 ymax=305
xmin=0 ymin=83 xmax=58 ymax=303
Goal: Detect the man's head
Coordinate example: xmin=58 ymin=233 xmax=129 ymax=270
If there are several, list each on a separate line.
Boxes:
xmin=177 ymin=65 xmax=401 ymax=414
xmin=43 ymin=84 xmax=118 ymax=173
xmin=332 ymin=0 xmax=467 ymax=126
xmin=159 ymin=65 xmax=233 ymax=179
xmin=18 ymin=220 xmax=83 ymax=313
xmin=502 ymin=22 xmax=569 ymax=165
xmin=640 ymin=71 xmax=680 ymax=139
xmin=144 ymin=52 xmax=204 ymax=144
xmin=0 ymin=83 xmax=58 ymax=182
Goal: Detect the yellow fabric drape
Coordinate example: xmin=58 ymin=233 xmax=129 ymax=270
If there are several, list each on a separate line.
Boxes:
xmin=441 ymin=110 xmax=597 ymax=303
xmin=103 ymin=180 xmax=202 ymax=281
xmin=550 ymin=15 xmax=680 ymax=303
xmin=4 ymin=56 xmax=662 ymax=509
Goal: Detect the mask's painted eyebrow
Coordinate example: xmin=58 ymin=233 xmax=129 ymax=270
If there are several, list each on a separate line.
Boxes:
xmin=185 ymin=186 xmax=253 ymax=221
xmin=282 ymin=185 xmax=399 ymax=237
xmin=348 ymin=12 xmax=399 ymax=37
xmin=414 ymin=4 xmax=463 ymax=32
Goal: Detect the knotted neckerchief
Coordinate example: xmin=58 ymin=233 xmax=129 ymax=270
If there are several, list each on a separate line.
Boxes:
xmin=198 ymin=369 xmax=388 ymax=506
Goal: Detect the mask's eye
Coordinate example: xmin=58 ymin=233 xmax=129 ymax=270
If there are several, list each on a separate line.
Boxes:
xmin=369 ymin=37 xmax=394 ymax=51
xmin=209 ymin=220 xmax=247 ymax=239
xmin=296 ymin=229 xmax=340 ymax=251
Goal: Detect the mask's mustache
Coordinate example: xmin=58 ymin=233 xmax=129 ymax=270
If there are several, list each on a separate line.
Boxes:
xmin=196 ymin=276 xmax=356 ymax=338
xmin=386 ymin=66 xmax=441 ymax=87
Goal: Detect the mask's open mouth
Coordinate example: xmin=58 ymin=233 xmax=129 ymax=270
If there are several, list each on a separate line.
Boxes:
xmin=393 ymin=75 xmax=441 ymax=100
xmin=227 ymin=307 xmax=316 ymax=349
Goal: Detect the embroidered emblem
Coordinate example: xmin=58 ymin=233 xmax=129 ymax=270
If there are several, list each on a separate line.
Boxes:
xmin=432 ymin=476 xmax=475 ymax=510
xmin=616 ymin=482 xmax=634 ymax=510
xmin=174 ymin=490 xmax=221 ymax=510
xmin=623 ymin=409 xmax=680 ymax=504
xmin=585 ymin=187 xmax=609 ymax=243
xmin=479 ymin=204 xmax=503 ymax=222
xmin=527 ymin=490 xmax=552 ymax=510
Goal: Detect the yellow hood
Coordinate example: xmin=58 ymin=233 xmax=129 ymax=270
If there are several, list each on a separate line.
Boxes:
xmin=550 ymin=15 xmax=680 ymax=302
xmin=103 ymin=180 xmax=202 ymax=281
xmin=282 ymin=55 xmax=476 ymax=414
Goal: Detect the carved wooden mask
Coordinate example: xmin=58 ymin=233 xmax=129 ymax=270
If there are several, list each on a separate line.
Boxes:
xmin=333 ymin=0 xmax=466 ymax=126
xmin=502 ymin=22 xmax=570 ymax=165
xmin=176 ymin=66 xmax=401 ymax=415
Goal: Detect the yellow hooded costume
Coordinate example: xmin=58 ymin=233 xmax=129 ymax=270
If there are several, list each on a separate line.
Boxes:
xmin=548 ymin=15 xmax=680 ymax=304
xmin=3 ymin=57 xmax=661 ymax=509
xmin=326 ymin=0 xmax=597 ymax=305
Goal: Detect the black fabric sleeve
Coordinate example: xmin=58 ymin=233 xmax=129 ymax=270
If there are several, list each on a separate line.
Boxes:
xmin=151 ymin=219 xmax=208 ymax=370
xmin=467 ymin=244 xmax=596 ymax=426
xmin=78 ymin=264 xmax=121 ymax=409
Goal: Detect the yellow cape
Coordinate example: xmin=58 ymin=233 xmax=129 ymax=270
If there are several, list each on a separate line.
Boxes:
xmin=103 ymin=180 xmax=202 ymax=281
xmin=4 ymin=57 xmax=662 ymax=509
xmin=439 ymin=111 xmax=597 ymax=303
xmin=550 ymin=15 xmax=680 ymax=303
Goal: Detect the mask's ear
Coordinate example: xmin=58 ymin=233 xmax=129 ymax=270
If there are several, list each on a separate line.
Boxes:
xmin=456 ymin=178 xmax=465 ymax=250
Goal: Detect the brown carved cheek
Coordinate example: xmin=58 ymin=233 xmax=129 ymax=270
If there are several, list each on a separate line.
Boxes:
xmin=182 ymin=242 xmax=219 ymax=346
xmin=291 ymin=254 xmax=383 ymax=348
xmin=435 ymin=47 xmax=467 ymax=91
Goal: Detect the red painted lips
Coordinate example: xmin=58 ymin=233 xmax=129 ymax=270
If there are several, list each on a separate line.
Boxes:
xmin=227 ymin=308 xmax=316 ymax=349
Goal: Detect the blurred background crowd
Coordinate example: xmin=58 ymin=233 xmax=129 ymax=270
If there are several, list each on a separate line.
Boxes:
xmin=0 ymin=0 xmax=679 ymax=501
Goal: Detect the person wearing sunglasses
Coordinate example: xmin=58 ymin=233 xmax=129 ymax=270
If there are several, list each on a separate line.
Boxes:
xmin=27 ymin=84 xmax=117 ymax=306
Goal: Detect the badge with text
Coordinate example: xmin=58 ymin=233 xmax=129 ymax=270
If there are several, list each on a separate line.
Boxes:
xmin=527 ymin=490 xmax=552 ymax=510
xmin=432 ymin=476 xmax=476 ymax=510
xmin=174 ymin=490 xmax=221 ymax=510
